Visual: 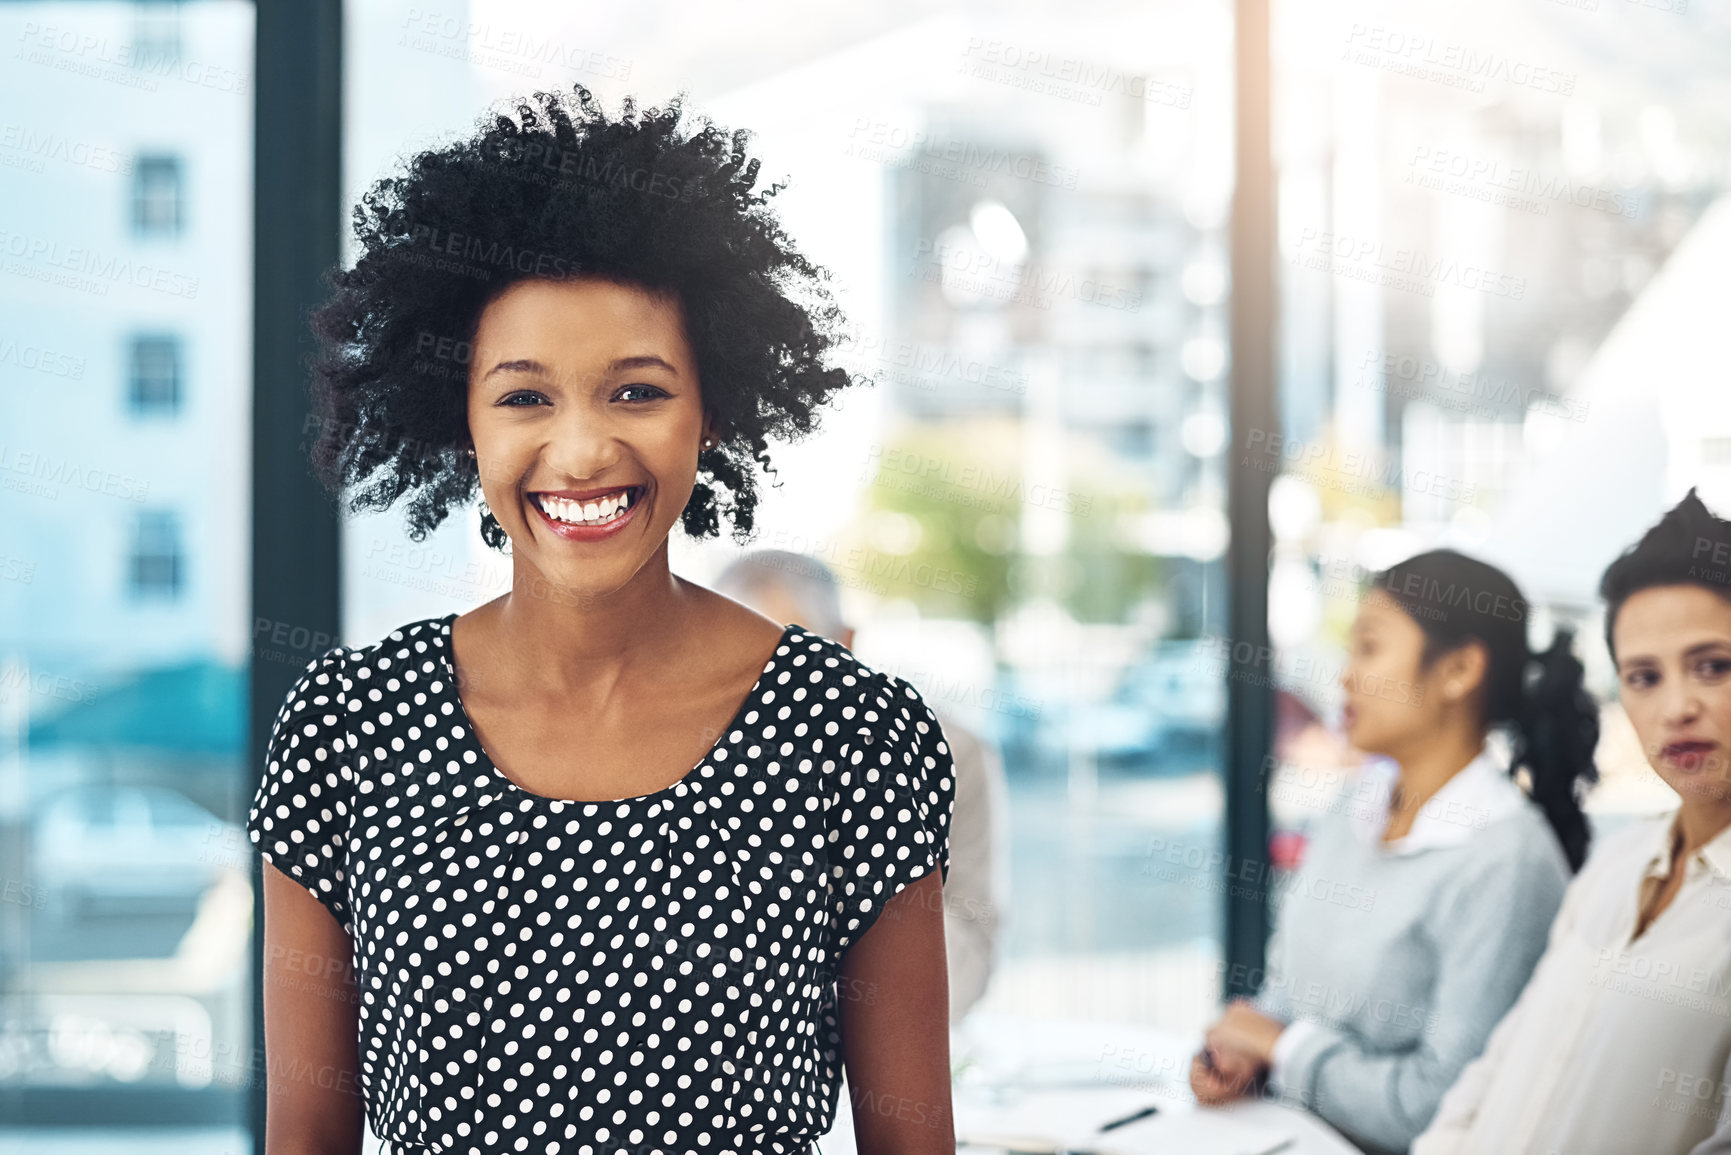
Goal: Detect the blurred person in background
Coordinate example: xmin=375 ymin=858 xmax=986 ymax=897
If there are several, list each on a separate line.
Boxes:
xmin=712 ymin=549 xmax=1010 ymax=1023
xmin=1414 ymin=489 xmax=1731 ymax=1155
xmin=1192 ymin=549 xmax=1597 ymax=1155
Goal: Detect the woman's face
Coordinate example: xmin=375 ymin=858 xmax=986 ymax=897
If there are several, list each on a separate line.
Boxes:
xmin=466 ymin=276 xmax=710 ymax=598
xmin=1339 ymin=589 xmax=1478 ymax=757
xmin=1612 ymin=584 xmax=1731 ymax=804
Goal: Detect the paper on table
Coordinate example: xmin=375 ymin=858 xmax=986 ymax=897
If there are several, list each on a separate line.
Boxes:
xmin=954 ymin=1084 xmax=1296 ymax=1155
xmin=1092 ymin=1107 xmax=1295 ymax=1155
xmin=953 ymin=1086 xmax=1162 ymax=1152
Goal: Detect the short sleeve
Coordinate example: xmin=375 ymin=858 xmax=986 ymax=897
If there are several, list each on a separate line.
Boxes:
xmin=827 ymin=672 xmax=957 ymax=958
xmin=246 ymin=645 xmax=357 ymax=932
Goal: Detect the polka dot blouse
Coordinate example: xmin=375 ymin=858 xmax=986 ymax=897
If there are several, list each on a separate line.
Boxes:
xmin=246 ymin=612 xmax=956 ymax=1155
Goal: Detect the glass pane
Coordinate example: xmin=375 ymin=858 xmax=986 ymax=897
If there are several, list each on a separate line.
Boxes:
xmin=1267 ymin=0 xmax=1731 ymax=825
xmin=1265 ymin=0 xmax=1731 ymax=1082
xmin=0 ymin=1 xmax=254 ymax=1151
xmin=674 ymin=7 xmax=1235 ymax=1041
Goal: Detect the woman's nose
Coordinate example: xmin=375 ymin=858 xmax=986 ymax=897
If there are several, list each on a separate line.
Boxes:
xmin=544 ymin=406 xmax=623 ymax=479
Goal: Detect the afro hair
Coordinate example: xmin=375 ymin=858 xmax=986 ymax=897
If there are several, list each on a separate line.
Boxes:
xmin=305 ymin=86 xmax=860 ymax=546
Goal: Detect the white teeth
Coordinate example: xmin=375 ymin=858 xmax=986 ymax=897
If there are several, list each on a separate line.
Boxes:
xmin=537 ymin=490 xmax=634 ymax=526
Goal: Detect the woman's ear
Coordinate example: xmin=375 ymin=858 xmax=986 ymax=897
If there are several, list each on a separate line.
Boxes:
xmin=1440 ymin=640 xmax=1490 ymax=701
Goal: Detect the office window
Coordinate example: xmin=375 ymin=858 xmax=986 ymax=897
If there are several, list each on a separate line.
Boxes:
xmin=132 ymin=155 xmax=183 ymax=237
xmin=131 ymin=2 xmax=182 ymax=67
xmin=128 ymin=334 xmax=182 ymax=415
xmin=128 ymin=510 xmax=183 ymax=598
xmin=0 ymin=2 xmax=250 ymax=1144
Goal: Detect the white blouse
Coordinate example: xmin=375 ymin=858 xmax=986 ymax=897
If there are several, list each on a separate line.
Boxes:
xmin=1412 ymin=809 xmax=1731 ymax=1155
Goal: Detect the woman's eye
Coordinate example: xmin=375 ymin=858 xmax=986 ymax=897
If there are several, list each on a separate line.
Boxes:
xmin=616 ymin=384 xmax=669 ymax=403
xmin=1697 ymin=657 xmax=1731 ymax=681
xmin=1624 ymin=669 xmax=1657 ymax=690
xmin=500 ymin=391 xmax=546 ymax=406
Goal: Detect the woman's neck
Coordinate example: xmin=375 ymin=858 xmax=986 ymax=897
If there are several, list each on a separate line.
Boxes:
xmin=492 ymin=547 xmax=694 ymax=693
xmin=1387 ymin=726 xmax=1487 ymax=814
xmin=1675 ymin=794 xmax=1731 ymax=861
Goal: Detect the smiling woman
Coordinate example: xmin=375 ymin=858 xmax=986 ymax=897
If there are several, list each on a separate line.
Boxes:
xmin=247 ymin=86 xmax=959 ymax=1155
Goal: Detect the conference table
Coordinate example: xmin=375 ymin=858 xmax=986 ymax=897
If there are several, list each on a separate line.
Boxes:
xmin=819 ymin=1011 xmax=1363 ymax=1155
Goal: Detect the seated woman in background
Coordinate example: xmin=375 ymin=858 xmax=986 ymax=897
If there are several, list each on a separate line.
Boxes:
xmin=1191 ymin=548 xmax=1597 ymax=1155
xmin=1413 ymin=489 xmax=1731 ymax=1155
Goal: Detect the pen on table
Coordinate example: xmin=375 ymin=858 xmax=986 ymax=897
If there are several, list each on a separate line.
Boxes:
xmin=1096 ymin=1103 xmax=1161 ymax=1132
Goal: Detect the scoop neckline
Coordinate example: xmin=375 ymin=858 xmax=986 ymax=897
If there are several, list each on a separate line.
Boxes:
xmin=433 ymin=611 xmax=800 ymax=808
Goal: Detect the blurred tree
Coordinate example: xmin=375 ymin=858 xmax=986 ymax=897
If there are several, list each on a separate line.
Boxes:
xmin=848 ymin=417 xmax=1162 ymax=625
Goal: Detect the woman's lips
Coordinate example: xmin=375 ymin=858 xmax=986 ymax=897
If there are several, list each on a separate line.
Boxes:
xmin=528 ymin=486 xmax=643 ymax=542
xmin=1661 ymin=740 xmax=1721 ymax=772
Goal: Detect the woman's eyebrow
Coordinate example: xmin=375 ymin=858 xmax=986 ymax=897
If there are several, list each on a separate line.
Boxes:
xmin=483 ymin=358 xmax=548 ymax=381
xmin=610 ymin=354 xmax=679 ymax=374
xmin=483 ymin=355 xmax=677 ymax=380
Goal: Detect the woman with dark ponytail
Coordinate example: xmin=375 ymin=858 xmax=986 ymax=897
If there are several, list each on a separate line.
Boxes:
xmin=1372 ymin=551 xmax=1601 ymax=872
xmin=1417 ymin=489 xmax=1731 ymax=1155
xmin=1191 ymin=548 xmax=1584 ymax=1154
